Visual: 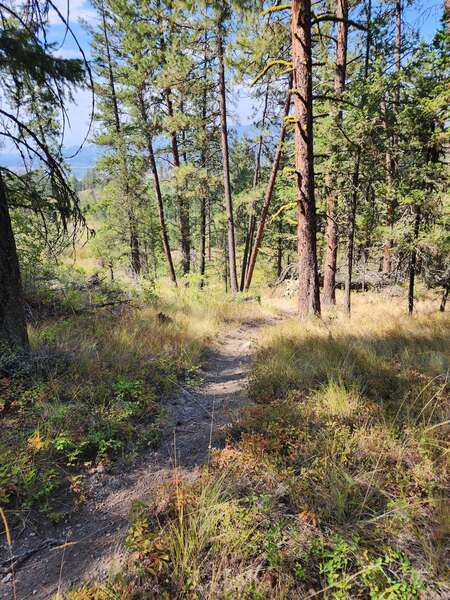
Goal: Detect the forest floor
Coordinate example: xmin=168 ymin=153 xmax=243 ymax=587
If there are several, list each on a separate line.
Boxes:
xmin=1 ymin=289 xmax=448 ymax=599
xmin=0 ymin=312 xmax=283 ymax=599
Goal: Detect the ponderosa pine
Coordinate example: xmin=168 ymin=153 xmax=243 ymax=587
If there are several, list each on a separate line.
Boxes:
xmin=244 ymin=81 xmax=292 ymax=292
xmin=291 ymin=0 xmax=321 ymax=318
xmin=216 ymin=8 xmax=238 ymax=293
xmin=322 ymin=0 xmax=348 ymax=306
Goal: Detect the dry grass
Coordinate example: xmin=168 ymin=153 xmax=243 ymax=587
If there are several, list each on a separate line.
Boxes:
xmin=67 ymin=291 xmax=449 ymax=599
xmin=0 ymin=278 xmax=270 ymax=520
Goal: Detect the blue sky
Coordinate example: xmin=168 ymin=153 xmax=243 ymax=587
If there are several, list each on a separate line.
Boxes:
xmin=8 ymin=0 xmax=449 ymax=149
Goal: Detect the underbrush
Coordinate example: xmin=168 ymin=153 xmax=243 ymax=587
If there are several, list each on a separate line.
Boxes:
xmin=0 ymin=274 xmax=268 ymax=520
xmin=0 ymin=309 xmax=190 ymax=519
xmin=66 ymin=294 xmax=449 ymax=599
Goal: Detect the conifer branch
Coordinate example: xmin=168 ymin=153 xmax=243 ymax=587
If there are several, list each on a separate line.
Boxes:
xmin=312 ymin=14 xmax=367 ymax=31
xmin=252 ymin=60 xmax=293 ymax=86
xmin=261 ymin=4 xmax=291 ymax=17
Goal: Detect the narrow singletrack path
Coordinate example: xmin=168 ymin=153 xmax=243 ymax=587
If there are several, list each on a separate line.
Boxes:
xmin=1 ymin=315 xmax=279 ymax=599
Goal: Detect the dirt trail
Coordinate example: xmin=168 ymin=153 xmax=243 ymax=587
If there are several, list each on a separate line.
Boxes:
xmin=1 ymin=316 xmax=276 ymax=599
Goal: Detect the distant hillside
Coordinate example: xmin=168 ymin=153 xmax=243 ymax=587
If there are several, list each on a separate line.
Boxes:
xmin=63 ymin=144 xmax=105 ymax=177
xmin=1 ymin=127 xmax=262 ymax=180
xmin=0 ymin=144 xmax=104 ymax=179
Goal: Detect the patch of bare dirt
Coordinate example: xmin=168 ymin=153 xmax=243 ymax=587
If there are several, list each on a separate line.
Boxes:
xmin=0 ymin=316 xmax=277 ymax=599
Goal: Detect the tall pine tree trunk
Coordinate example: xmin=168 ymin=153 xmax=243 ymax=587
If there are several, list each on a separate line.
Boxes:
xmin=129 ymin=213 xmax=141 ymax=276
xmin=382 ymin=0 xmax=401 ymax=276
xmin=217 ymin=14 xmax=238 ymax=293
xmin=166 ymin=90 xmax=190 ymax=275
xmin=199 ymin=181 xmax=207 ymax=287
xmin=148 ymin=140 xmax=178 ymax=285
xmin=101 ymin=1 xmax=140 ymax=276
xmin=244 ymin=81 xmax=292 ymax=291
xmin=0 ymin=172 xmax=29 ymax=353
xmin=322 ymin=0 xmax=348 ymax=306
xmin=395 ymin=0 xmax=402 ymax=97
xmin=199 ymin=37 xmax=209 ymax=288
xmin=382 ymin=139 xmax=394 ymax=275
xmin=291 ymin=0 xmax=321 ymax=318
xmin=408 ymin=206 xmax=421 ymax=315
xmin=345 ymin=0 xmax=372 ymax=315
xmin=208 ymin=198 xmax=212 ymax=261
xmin=223 ymin=227 xmax=229 ymax=293
xmin=440 ymin=283 xmax=449 ymax=312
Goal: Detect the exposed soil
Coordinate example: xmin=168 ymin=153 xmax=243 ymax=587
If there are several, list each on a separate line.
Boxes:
xmin=0 ymin=316 xmax=277 ymax=599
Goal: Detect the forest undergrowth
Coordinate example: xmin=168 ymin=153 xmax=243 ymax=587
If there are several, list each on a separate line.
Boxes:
xmin=66 ymin=291 xmax=449 ymax=599
xmin=0 ymin=272 xmax=268 ymax=521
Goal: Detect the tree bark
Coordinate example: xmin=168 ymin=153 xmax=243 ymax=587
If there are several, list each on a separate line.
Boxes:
xmin=395 ymin=0 xmax=402 ymax=99
xmin=166 ymin=90 xmax=190 ymax=276
xmin=217 ymin=13 xmax=238 ymax=293
xmin=208 ymin=197 xmax=212 ymax=261
xmin=408 ymin=206 xmax=421 ymax=316
xmin=244 ymin=81 xmax=292 ymax=291
xmin=382 ymin=0 xmax=401 ymax=276
xmin=345 ymin=0 xmax=372 ymax=315
xmin=129 ymin=214 xmax=141 ymax=276
xmin=199 ymin=36 xmax=209 ymax=289
xmin=440 ymin=282 xmax=449 ymax=312
xmin=323 ymin=0 xmax=348 ymax=306
xmin=148 ymin=139 xmax=178 ymax=285
xmin=223 ymin=228 xmax=228 ymax=294
xmin=291 ymin=0 xmax=321 ymax=318
xmin=0 ymin=172 xmax=30 ymax=353
xmin=199 ymin=175 xmax=207 ymax=287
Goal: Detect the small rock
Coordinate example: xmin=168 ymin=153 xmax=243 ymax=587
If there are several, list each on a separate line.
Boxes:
xmin=2 ymin=572 xmax=12 ymax=583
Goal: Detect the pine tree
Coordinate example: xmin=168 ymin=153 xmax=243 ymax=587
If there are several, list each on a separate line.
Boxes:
xmin=89 ymin=0 xmax=142 ymax=277
xmin=322 ymin=0 xmax=349 ymax=306
xmin=291 ymin=0 xmax=321 ymax=317
xmin=0 ymin=2 xmax=87 ymax=352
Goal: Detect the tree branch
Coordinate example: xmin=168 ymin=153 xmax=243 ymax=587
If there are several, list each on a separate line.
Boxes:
xmin=313 ymin=14 xmax=367 ymax=31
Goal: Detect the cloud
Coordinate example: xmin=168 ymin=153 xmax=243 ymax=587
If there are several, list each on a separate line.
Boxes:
xmin=48 ymin=0 xmax=96 ymax=26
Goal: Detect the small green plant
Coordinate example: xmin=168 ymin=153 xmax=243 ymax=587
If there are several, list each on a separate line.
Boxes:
xmin=264 ymin=525 xmax=283 ymax=569
xmin=141 ymin=280 xmax=159 ymax=304
xmin=112 ymin=378 xmax=145 ymax=402
xmin=308 ymin=536 xmax=424 ymax=599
